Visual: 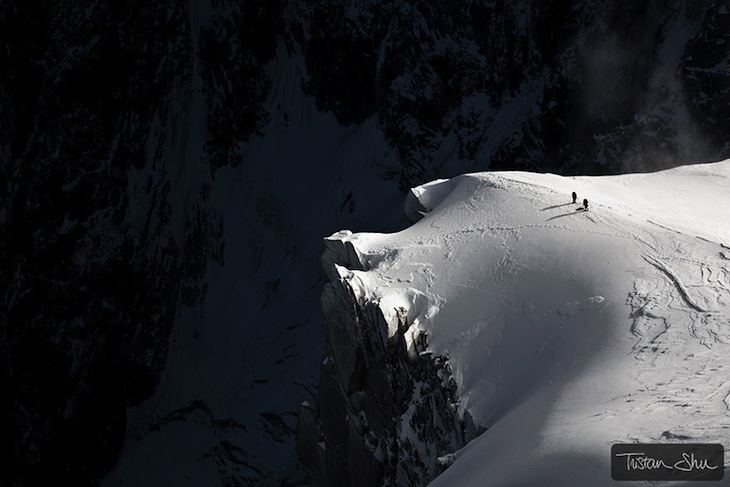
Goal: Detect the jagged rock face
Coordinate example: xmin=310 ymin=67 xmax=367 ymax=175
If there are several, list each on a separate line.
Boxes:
xmin=680 ymin=2 xmax=730 ymax=154
xmin=1 ymin=0 xmax=728 ymax=486
xmin=298 ymin=273 xmax=479 ymax=487
xmin=292 ymin=0 xmax=729 ymax=182
xmin=199 ymin=1 xmax=280 ymax=169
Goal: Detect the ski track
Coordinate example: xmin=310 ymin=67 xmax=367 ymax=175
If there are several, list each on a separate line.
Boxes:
xmin=621 ymin=228 xmax=730 ymax=442
xmin=642 ymin=254 xmax=707 ymax=313
xmin=530 ymin=179 xmax=730 ymax=446
xmin=349 ymin=168 xmax=730 ymax=475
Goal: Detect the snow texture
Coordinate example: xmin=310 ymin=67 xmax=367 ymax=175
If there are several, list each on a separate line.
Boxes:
xmin=325 ymin=160 xmax=730 ymax=486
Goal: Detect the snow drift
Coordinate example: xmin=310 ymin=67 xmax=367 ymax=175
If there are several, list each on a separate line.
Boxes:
xmin=305 ymin=160 xmax=730 ymax=486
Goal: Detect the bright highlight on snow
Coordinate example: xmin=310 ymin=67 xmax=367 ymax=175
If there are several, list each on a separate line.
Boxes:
xmin=324 ymin=160 xmax=730 ymax=486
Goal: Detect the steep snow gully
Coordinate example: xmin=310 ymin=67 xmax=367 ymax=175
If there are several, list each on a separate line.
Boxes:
xmin=301 ymin=160 xmax=730 ymax=486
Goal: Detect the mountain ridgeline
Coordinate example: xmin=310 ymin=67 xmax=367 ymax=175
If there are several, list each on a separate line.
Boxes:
xmin=0 ymin=0 xmax=728 ymax=485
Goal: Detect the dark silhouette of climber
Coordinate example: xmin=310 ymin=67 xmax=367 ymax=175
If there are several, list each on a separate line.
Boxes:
xmin=583 ymin=198 xmax=589 ymax=211
xmin=572 ymin=191 xmax=577 ymax=203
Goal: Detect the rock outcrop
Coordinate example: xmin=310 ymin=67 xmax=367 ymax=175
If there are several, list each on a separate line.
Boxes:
xmin=298 ymin=239 xmax=480 ymax=486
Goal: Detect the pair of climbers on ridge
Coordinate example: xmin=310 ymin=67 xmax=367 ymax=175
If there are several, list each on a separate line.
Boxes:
xmin=572 ymin=191 xmax=588 ymax=211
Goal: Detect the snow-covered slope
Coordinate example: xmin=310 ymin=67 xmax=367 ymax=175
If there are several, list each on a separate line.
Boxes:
xmin=316 ymin=160 xmax=730 ymax=486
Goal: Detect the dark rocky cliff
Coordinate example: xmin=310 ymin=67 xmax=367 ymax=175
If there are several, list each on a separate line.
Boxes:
xmin=298 ymin=241 xmax=480 ymax=486
xmin=292 ymin=0 xmax=729 ymax=182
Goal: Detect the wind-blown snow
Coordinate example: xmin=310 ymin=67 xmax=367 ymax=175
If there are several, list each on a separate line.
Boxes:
xmin=327 ymin=160 xmax=730 ymax=486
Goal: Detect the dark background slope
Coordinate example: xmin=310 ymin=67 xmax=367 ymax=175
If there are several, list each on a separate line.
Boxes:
xmin=0 ymin=0 xmax=727 ymax=485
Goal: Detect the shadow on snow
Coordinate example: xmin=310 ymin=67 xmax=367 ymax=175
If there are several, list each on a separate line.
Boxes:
xmin=546 ymin=208 xmax=587 ymax=221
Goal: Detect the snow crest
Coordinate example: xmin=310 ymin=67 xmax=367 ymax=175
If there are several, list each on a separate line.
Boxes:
xmin=327 ymin=237 xmax=442 ymax=355
xmin=314 ymin=160 xmax=730 ymax=487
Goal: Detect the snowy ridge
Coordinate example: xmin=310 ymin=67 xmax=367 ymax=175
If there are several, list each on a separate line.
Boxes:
xmin=324 ymin=230 xmax=439 ymax=350
xmin=319 ymin=160 xmax=730 ymax=486
xmin=303 ymin=226 xmax=481 ymax=485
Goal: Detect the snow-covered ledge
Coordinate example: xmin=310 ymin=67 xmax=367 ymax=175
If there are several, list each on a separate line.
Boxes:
xmin=302 ymin=160 xmax=730 ymax=486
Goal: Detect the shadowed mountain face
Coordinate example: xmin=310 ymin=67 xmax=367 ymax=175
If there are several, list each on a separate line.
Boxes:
xmin=294 ymin=0 xmax=728 ymax=180
xmin=0 ymin=0 xmax=727 ymax=485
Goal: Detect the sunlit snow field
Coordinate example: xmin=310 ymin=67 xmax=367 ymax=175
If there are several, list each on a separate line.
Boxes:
xmin=328 ymin=160 xmax=730 ymax=486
